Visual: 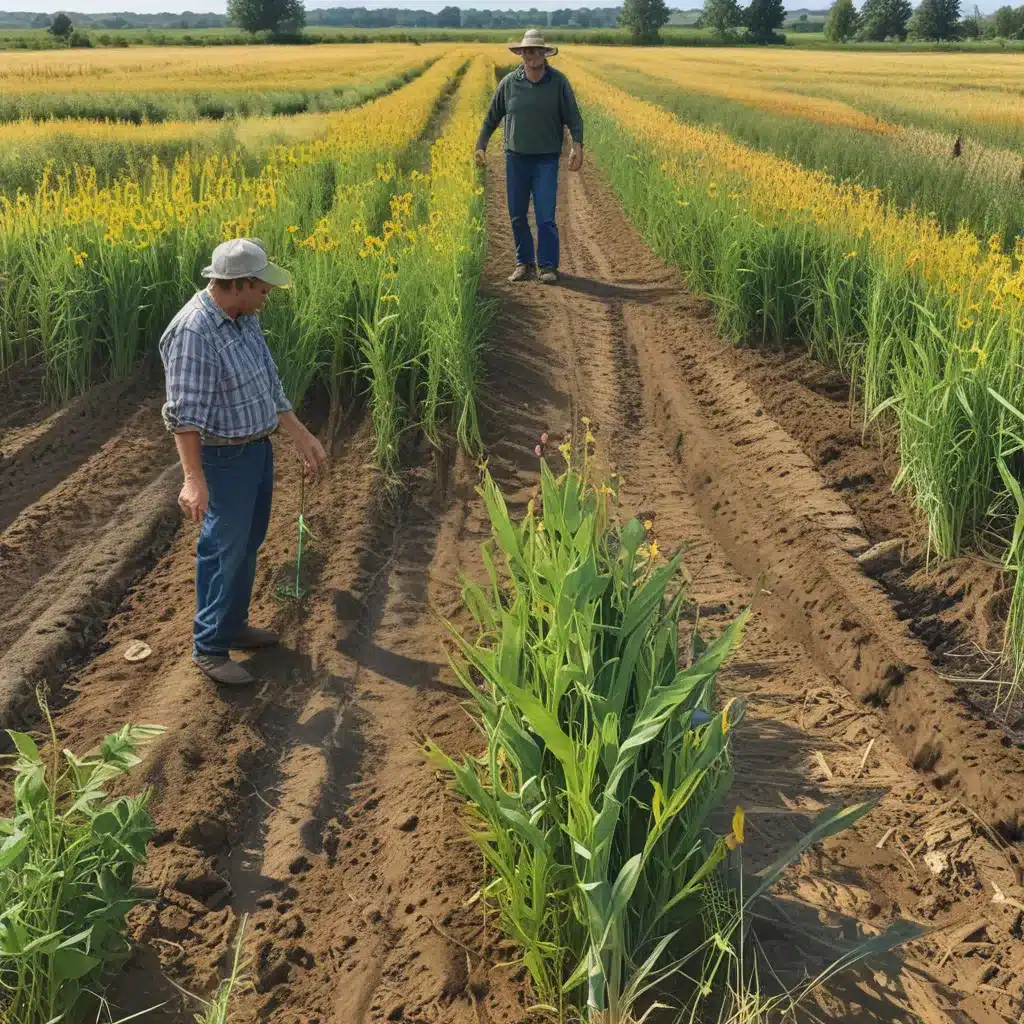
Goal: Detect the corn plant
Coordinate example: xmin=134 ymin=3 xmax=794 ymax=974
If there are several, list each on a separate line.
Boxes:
xmin=0 ymin=710 xmax=164 ymax=1024
xmin=428 ymin=445 xmax=893 ymax=1022
xmin=426 ymin=442 xmax=751 ymax=1023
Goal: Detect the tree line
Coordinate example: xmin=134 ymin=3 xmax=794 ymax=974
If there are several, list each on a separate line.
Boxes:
xmin=823 ymin=0 xmax=982 ymax=42
xmin=41 ymin=0 xmax=674 ymax=44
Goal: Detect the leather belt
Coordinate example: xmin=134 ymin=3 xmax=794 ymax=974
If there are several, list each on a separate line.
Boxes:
xmin=202 ymin=426 xmax=278 ymax=447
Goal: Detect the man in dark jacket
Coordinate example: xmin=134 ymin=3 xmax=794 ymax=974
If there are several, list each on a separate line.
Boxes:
xmin=475 ymin=29 xmax=584 ymax=285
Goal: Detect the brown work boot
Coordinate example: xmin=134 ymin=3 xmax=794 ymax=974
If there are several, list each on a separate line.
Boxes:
xmin=538 ymin=267 xmax=559 ymax=285
xmin=508 ymin=264 xmax=533 ymax=283
xmin=194 ymin=653 xmax=255 ymax=686
xmin=231 ymin=624 xmax=280 ymax=650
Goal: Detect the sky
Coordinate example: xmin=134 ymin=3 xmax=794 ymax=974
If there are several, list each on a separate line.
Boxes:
xmin=5 ymin=0 xmax=1004 ymax=21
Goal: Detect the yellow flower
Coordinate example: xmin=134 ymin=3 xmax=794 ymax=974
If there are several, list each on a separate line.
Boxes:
xmin=970 ymin=343 xmax=988 ymax=365
xmin=643 ymin=519 xmax=653 ymax=530
xmin=537 ymin=520 xmax=545 ymax=533
xmin=287 ymin=225 xmax=299 ymax=233
xmin=725 ymin=806 xmax=745 ymax=850
xmin=846 ymin=251 xmax=858 ymax=259
xmin=649 ymin=540 xmax=660 ymax=561
xmin=585 ymin=430 xmax=595 ymax=444
xmin=380 ymin=294 xmax=399 ymax=304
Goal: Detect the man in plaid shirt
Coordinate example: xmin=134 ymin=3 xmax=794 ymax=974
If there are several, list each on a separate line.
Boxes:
xmin=160 ymin=238 xmax=328 ymax=686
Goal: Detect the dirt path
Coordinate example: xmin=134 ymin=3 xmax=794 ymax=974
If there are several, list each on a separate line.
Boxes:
xmin=5 ymin=147 xmax=1024 ymax=1024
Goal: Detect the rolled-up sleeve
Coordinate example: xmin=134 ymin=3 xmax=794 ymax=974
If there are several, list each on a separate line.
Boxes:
xmin=160 ymin=324 xmax=219 ymax=433
xmin=561 ymin=77 xmax=583 ymax=146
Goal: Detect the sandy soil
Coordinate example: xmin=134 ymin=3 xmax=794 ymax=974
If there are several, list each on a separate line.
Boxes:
xmin=1 ymin=150 xmax=1023 ymax=1024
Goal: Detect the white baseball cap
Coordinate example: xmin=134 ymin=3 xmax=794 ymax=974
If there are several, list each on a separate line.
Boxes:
xmin=201 ymin=237 xmax=291 ymax=288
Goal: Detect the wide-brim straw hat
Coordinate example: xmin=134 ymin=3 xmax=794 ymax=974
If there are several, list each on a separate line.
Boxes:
xmin=509 ymin=28 xmax=558 ymax=57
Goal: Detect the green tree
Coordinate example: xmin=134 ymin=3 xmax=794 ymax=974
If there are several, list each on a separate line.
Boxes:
xmin=436 ymin=5 xmax=461 ymax=27
xmin=47 ymin=11 xmax=72 ymax=38
xmin=702 ymin=0 xmax=744 ymax=37
xmin=959 ymin=3 xmax=982 ymax=35
xmin=909 ymin=0 xmax=961 ymax=38
xmin=620 ymin=0 xmax=671 ymax=42
xmin=745 ymin=0 xmax=787 ymax=42
xmin=858 ymin=0 xmax=913 ymax=38
xmin=993 ymin=3 xmax=1021 ymax=33
xmin=824 ymin=0 xmax=860 ymax=39
xmin=227 ymin=0 xmax=305 ymax=34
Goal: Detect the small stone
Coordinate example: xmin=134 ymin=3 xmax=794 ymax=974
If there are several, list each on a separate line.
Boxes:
xmin=288 ymin=855 xmax=311 ymax=875
xmin=856 ymin=539 xmax=905 ymax=577
xmin=396 ymin=814 xmax=419 ymax=833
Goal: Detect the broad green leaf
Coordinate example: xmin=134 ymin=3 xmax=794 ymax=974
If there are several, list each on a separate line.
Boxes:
xmin=499 ymin=678 xmax=579 ymax=791
xmin=752 ymin=797 xmax=881 ymax=901
xmin=620 ymin=518 xmax=646 ymax=555
xmin=54 ymin=947 xmax=100 ymax=982
xmin=0 ymin=830 xmax=28 ymax=871
xmin=6 ymin=731 xmax=40 ymax=763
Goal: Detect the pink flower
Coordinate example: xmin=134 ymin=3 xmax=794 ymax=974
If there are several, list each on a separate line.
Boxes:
xmin=540 ymin=432 xmax=549 ymax=444
xmin=534 ymin=445 xmax=542 ymax=457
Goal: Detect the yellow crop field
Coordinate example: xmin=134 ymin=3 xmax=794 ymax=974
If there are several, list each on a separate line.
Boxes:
xmin=591 ymin=46 xmax=1024 ymax=134
xmin=0 ymin=42 xmax=447 ymax=93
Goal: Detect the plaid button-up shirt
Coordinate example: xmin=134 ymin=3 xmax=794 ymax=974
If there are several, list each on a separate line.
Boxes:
xmin=159 ymin=289 xmax=292 ymax=440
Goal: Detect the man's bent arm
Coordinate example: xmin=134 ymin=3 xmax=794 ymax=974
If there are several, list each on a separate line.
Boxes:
xmin=475 ymin=79 xmax=507 ymax=152
xmin=174 ymin=429 xmax=204 ymax=480
xmin=562 ymin=78 xmax=584 ymax=147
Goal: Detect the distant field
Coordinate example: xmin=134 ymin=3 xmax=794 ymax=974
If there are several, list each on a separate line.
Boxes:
xmin=3 ymin=23 xmax=1024 ymax=52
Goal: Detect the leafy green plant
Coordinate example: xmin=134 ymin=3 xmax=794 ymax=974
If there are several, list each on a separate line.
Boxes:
xmin=427 ymin=439 xmax=750 ymax=1022
xmin=0 ymin=707 xmax=164 ymax=1024
xmin=428 ymin=442 xmax=893 ymax=1022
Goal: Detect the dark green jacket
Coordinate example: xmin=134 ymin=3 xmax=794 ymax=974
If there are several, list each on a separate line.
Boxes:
xmin=476 ymin=64 xmax=584 ymax=156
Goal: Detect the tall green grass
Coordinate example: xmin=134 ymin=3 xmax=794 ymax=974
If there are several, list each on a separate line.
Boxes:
xmin=602 ymin=67 xmax=1024 ymax=246
xmin=582 ymin=96 xmax=1024 ymax=695
xmin=0 ymin=66 xmax=431 ymax=198
xmin=427 ymin=448 xmax=887 ymax=1021
xmin=0 ymin=69 xmax=428 ymax=126
xmin=0 ymin=709 xmax=164 ymax=1024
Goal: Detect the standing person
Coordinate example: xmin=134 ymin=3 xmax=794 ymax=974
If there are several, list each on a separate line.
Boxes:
xmin=474 ymin=29 xmax=584 ymax=285
xmin=159 ymin=237 xmax=329 ymax=686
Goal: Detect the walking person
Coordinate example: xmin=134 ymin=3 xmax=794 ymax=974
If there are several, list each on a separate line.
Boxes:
xmin=474 ymin=29 xmax=584 ymax=285
xmin=159 ymin=237 xmax=329 ymax=686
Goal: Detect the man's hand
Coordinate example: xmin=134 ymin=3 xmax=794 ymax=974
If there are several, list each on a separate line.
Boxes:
xmin=279 ymin=410 xmax=329 ymax=480
xmin=474 ymin=149 xmax=487 ymax=167
xmin=295 ymin=429 xmax=329 ymax=480
xmin=179 ymin=474 xmax=209 ymax=523
xmin=568 ymin=145 xmax=584 ymax=172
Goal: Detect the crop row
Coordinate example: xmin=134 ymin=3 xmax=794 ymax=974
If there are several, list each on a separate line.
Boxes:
xmin=560 ymin=57 xmax=1024 ymax=682
xmin=0 ymin=50 xmax=489 ymax=474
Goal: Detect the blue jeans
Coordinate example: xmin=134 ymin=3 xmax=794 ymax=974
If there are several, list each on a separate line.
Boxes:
xmin=506 ymin=151 xmax=560 ymax=270
xmin=194 ymin=438 xmax=274 ymax=657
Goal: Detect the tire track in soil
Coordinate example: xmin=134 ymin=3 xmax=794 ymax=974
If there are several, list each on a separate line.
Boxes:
xmin=0 ymin=374 xmax=176 ymax=722
xmin=477 ymin=151 xmax=1024 ymax=1023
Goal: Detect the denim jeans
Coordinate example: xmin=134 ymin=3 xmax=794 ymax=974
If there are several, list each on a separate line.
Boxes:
xmin=505 ymin=151 xmax=560 ymax=270
xmin=194 ymin=438 xmax=274 ymax=657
